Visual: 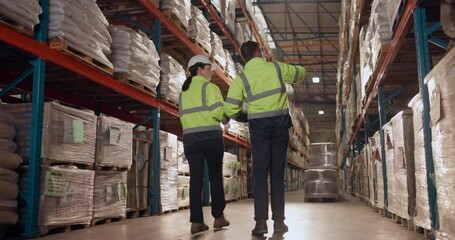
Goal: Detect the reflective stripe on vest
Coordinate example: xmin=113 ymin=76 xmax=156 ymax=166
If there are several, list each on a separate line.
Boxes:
xmin=179 ymin=82 xmax=209 ymax=117
xmin=240 ymin=62 xmax=285 ymax=103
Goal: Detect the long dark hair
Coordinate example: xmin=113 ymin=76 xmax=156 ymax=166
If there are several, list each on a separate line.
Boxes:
xmin=182 ymin=62 xmax=209 ymax=91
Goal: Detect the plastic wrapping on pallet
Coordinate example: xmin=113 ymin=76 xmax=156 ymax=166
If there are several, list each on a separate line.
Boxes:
xmin=96 ymin=115 xmax=133 ymax=169
xmin=177 ymin=141 xmax=189 ymax=175
xmin=177 ymin=175 xmax=190 ymax=208
xmin=129 ymin=131 xmax=150 ymax=209
xmin=224 ymin=176 xmax=239 ymax=201
xmin=211 ymin=32 xmax=227 ymax=69
xmin=225 ymin=49 xmax=237 ymax=80
xmin=37 ymin=166 xmax=95 ymax=226
xmin=370 ymin=0 xmax=392 ymax=69
xmin=211 ymin=0 xmax=222 ymax=14
xmin=371 ymin=131 xmax=384 ymax=209
xmin=161 ymin=0 xmax=191 ymax=31
xmin=160 ymin=53 xmax=186 ymax=105
xmin=424 ymin=47 xmax=455 ymax=239
xmin=0 ymin=0 xmax=42 ymax=30
xmin=223 ymin=0 xmax=236 ymax=34
xmin=189 ymin=6 xmax=212 ymax=54
xmin=159 ymin=131 xmax=178 ymax=212
xmin=93 ymin=171 xmax=127 ymax=220
xmin=382 ymin=121 xmax=396 ymax=214
xmin=304 ymin=169 xmax=339 ymax=198
xmin=108 ymin=25 xmax=161 ymax=95
xmin=390 ymin=110 xmax=415 ymax=220
xmin=408 ymin=94 xmax=431 ymax=230
xmin=0 ymin=102 xmax=97 ymax=165
xmin=48 ymin=0 xmax=112 ymax=68
xmin=308 ymin=143 xmax=337 ymax=169
xmin=223 ymin=152 xmax=239 ymax=177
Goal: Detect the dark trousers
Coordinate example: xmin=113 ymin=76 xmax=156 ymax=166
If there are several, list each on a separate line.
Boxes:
xmin=184 ymin=138 xmax=226 ymax=223
xmin=250 ymin=129 xmax=289 ymax=221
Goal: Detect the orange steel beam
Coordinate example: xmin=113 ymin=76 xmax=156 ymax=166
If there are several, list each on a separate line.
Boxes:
xmin=200 ymin=0 xmax=241 ymax=55
xmin=237 ymin=0 xmax=271 ymax=60
xmin=138 ymin=0 xmax=232 ymax=85
xmin=279 ymin=41 xmax=339 ymax=49
xmin=284 ymin=57 xmax=338 ymax=63
xmin=0 ymin=23 xmax=179 ymax=117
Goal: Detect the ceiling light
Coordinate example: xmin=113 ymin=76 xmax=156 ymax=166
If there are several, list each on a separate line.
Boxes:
xmin=318 ymin=110 xmax=325 ymax=115
xmin=312 ymin=77 xmax=320 ymax=83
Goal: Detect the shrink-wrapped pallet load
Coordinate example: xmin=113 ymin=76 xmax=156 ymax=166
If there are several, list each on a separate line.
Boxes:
xmin=189 ymin=6 xmax=212 ymax=54
xmin=0 ymin=0 xmax=42 ymax=31
xmin=93 ymin=171 xmax=127 ymax=221
xmin=160 ymin=53 xmax=186 ymax=105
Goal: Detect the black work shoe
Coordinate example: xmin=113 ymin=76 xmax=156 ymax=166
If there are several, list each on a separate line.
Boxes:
xmin=274 ymin=221 xmax=288 ymax=233
xmin=213 ymin=214 xmax=230 ymax=229
xmin=191 ymin=222 xmax=209 ymax=234
xmin=251 ymin=220 xmax=268 ymax=235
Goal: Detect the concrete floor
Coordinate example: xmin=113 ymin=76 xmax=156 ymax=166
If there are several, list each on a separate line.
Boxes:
xmin=39 ymin=191 xmax=425 ymax=240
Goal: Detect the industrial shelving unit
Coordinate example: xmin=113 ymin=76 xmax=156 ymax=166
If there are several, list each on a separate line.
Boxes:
xmin=0 ymin=0 xmax=279 ymax=237
xmin=338 ymin=0 xmax=449 ymax=236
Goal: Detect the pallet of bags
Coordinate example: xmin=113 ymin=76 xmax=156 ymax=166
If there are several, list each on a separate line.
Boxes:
xmin=109 ymin=25 xmax=161 ymax=96
xmin=177 ymin=141 xmax=189 ymax=175
xmin=189 ymin=6 xmax=212 ymax=55
xmin=160 ymin=53 xmax=186 ymax=106
xmin=0 ymin=102 xmax=97 ymax=166
xmin=161 ymin=0 xmax=191 ymax=34
xmin=0 ymin=0 xmax=42 ymax=36
xmin=96 ymin=115 xmax=133 ymax=169
xmin=48 ymin=0 xmax=113 ymax=73
xmin=177 ymin=175 xmax=190 ymax=209
xmin=159 ymin=131 xmax=178 ymax=213
xmin=210 ymin=32 xmax=227 ymax=71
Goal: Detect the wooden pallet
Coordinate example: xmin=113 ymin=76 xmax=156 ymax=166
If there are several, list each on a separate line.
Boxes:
xmin=390 ymin=213 xmax=414 ymax=229
xmin=191 ymin=39 xmax=211 ymax=56
xmin=227 ymin=130 xmax=239 ymax=138
xmin=44 ymin=161 xmax=94 ymax=170
xmin=39 ymin=224 xmax=89 ymax=237
xmin=414 ymin=224 xmax=432 ymax=239
xmin=178 ymin=173 xmax=191 ymax=176
xmin=114 ymin=72 xmax=157 ymax=96
xmin=209 ymin=56 xmax=226 ymax=72
xmin=49 ymin=39 xmax=113 ymax=76
xmin=94 ymin=165 xmax=129 ymax=171
xmin=161 ymin=97 xmax=179 ymax=107
xmin=126 ymin=206 xmax=152 ymax=219
xmin=162 ymin=208 xmax=179 ymax=214
xmin=90 ymin=216 xmax=125 ymax=226
xmin=0 ymin=17 xmax=33 ymax=37
xmin=162 ymin=10 xmax=189 ymax=35
xmin=178 ymin=205 xmax=190 ymax=210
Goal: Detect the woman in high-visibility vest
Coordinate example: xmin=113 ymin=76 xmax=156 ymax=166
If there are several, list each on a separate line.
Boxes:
xmin=179 ymin=55 xmax=230 ymax=234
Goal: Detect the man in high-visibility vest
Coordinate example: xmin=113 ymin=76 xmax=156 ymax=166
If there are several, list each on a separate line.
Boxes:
xmin=224 ymin=41 xmax=306 ymax=235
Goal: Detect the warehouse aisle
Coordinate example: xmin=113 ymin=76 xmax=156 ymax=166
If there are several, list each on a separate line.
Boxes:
xmin=39 ymin=191 xmax=424 ymax=240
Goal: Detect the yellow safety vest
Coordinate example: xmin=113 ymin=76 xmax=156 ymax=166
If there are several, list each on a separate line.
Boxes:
xmin=224 ymin=58 xmax=306 ymax=119
xmin=179 ymin=76 xmax=224 ymax=135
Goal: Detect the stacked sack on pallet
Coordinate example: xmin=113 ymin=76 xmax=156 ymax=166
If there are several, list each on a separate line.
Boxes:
xmin=159 ymin=131 xmax=178 ymax=212
xmin=160 ymin=53 xmax=186 ymax=105
xmin=189 ymin=6 xmax=212 ymax=54
xmin=177 ymin=141 xmax=189 ymax=175
xmin=223 ymin=153 xmax=241 ymax=201
xmin=48 ymin=0 xmax=113 ymax=68
xmin=304 ymin=143 xmax=340 ymax=201
xmin=161 ymin=0 xmax=191 ymax=32
xmin=408 ymin=94 xmax=431 ymax=231
xmin=211 ymin=32 xmax=227 ymax=70
xmin=177 ymin=141 xmax=190 ymax=209
xmin=0 ymin=1 xmax=42 ymax=31
xmin=225 ymin=49 xmax=237 ymax=80
xmin=423 ymin=47 xmax=455 ymax=239
xmin=108 ymin=26 xmax=161 ymax=96
xmin=211 ymin=0 xmax=236 ymax=34
xmin=223 ymin=152 xmax=239 ymax=178
xmin=0 ymin=113 xmax=21 ymax=225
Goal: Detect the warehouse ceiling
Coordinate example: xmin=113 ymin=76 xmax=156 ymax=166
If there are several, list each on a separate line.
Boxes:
xmin=255 ymin=0 xmax=341 ymax=141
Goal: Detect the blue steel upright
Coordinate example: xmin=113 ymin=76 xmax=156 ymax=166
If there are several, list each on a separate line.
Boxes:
xmin=414 ymin=6 xmax=439 ymax=233
xmin=25 ymin=0 xmax=48 ymax=237
xmin=378 ymin=85 xmax=388 ymax=217
xmin=151 ymin=16 xmax=162 ymax=216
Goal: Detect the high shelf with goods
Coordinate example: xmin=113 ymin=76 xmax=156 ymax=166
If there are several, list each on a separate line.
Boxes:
xmin=337 ymin=0 xmax=451 ymax=237
xmin=0 ymin=0 xmax=266 ymax=237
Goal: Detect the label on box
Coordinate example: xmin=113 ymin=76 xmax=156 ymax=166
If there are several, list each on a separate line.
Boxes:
xmin=430 ymin=86 xmax=441 ymax=127
xmin=165 ymin=146 xmax=172 ymax=161
xmin=108 ymin=126 xmax=122 ymax=145
xmin=115 ymin=183 xmax=127 ymax=200
xmin=63 ymin=120 xmax=84 ymax=144
xmin=44 ymin=171 xmax=67 ymax=197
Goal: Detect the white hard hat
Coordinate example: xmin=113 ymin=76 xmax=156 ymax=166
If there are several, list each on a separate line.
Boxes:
xmin=187 ymin=55 xmax=217 ymax=70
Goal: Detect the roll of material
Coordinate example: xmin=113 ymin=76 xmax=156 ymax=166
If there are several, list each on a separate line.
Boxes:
xmin=0 ymin=167 xmax=19 ymax=183
xmin=0 ymin=211 xmax=18 ymax=225
xmin=0 ymin=153 xmax=22 ymax=170
xmin=0 ymin=139 xmax=17 ymax=153
xmin=0 ymin=122 xmax=15 ymax=141
xmin=0 ymin=180 xmax=18 ymax=200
